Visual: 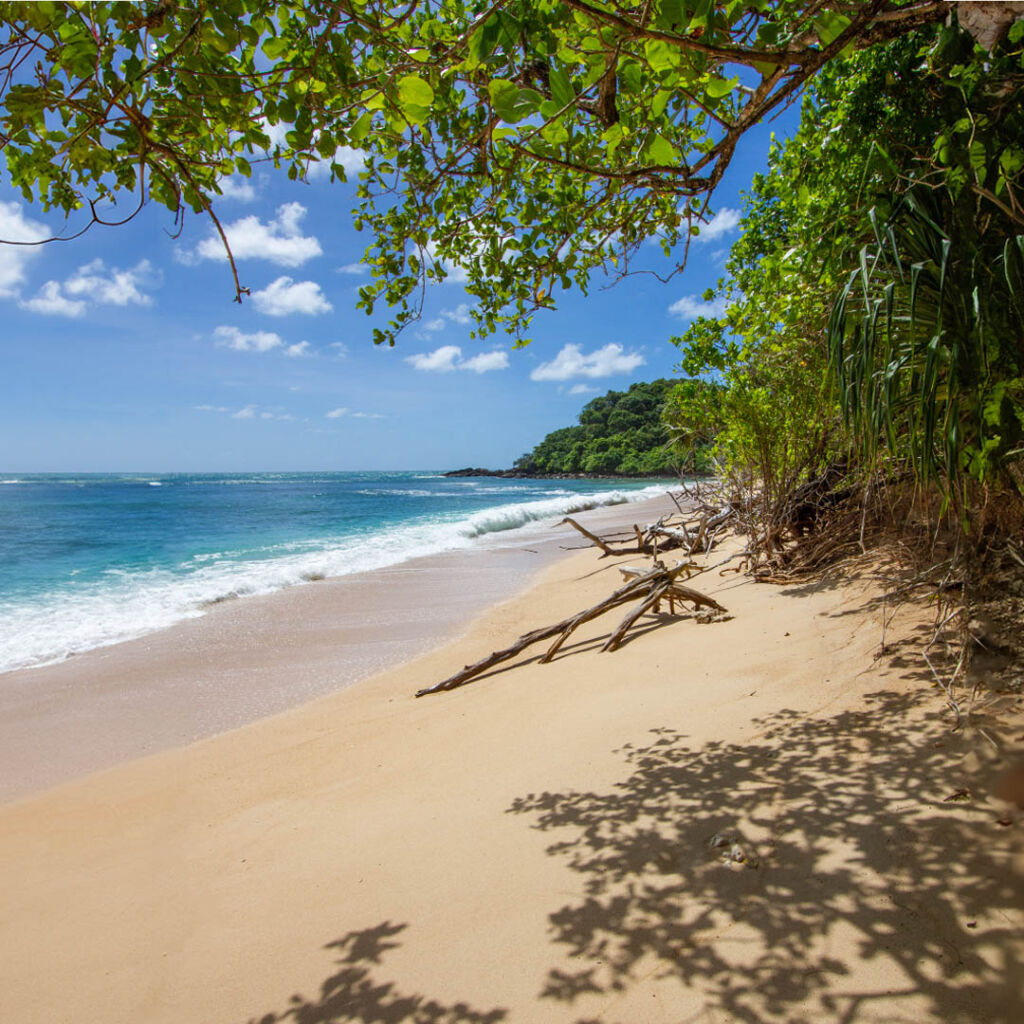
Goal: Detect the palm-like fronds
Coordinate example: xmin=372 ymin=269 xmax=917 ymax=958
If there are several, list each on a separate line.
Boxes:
xmin=828 ymin=183 xmax=1024 ymax=518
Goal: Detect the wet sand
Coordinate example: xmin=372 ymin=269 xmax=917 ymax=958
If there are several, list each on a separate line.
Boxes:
xmin=0 ymin=493 xmax=679 ymax=801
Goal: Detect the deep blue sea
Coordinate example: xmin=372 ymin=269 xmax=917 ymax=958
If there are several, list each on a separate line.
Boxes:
xmin=0 ymin=471 xmax=669 ymax=673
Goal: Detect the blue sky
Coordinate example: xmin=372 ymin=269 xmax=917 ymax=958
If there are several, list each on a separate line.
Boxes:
xmin=0 ymin=107 xmax=799 ymax=472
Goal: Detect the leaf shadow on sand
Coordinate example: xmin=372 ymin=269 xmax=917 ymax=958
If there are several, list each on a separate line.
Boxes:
xmin=508 ymin=690 xmax=1023 ymax=1024
xmin=246 ymin=921 xmax=506 ymax=1024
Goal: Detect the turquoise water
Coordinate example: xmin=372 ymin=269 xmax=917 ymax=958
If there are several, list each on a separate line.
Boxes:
xmin=0 ymin=471 xmax=669 ymax=673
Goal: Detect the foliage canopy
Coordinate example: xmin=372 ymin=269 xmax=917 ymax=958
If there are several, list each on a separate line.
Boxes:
xmin=514 ymin=379 xmax=678 ymax=475
xmin=0 ymin=0 xmax=950 ymax=341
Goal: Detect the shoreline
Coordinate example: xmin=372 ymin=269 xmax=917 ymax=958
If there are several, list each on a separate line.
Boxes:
xmin=1 ymin=512 xmax=1019 ymax=1023
xmin=0 ymin=491 xmax=682 ymax=803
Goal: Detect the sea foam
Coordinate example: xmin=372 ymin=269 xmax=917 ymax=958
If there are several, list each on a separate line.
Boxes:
xmin=0 ymin=483 xmax=667 ymax=674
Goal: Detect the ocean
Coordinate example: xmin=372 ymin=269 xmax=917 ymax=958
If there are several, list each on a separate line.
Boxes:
xmin=0 ymin=471 xmax=672 ymax=674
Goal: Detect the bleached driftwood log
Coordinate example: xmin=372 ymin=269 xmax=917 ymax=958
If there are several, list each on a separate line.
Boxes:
xmin=415 ymin=562 xmax=727 ymax=697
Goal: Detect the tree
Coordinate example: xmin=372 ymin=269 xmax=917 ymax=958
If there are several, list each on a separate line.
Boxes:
xmin=515 ymin=379 xmax=677 ymax=475
xmin=0 ymin=1 xmax=954 ymax=342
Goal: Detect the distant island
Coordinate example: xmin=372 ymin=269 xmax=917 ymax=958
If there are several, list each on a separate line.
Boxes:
xmin=447 ymin=380 xmax=682 ymax=479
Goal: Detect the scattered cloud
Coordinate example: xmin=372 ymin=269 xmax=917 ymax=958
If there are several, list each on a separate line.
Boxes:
xmin=213 ymin=325 xmax=283 ymax=352
xmin=0 ymin=201 xmax=48 ymax=297
xmin=17 ymin=258 xmax=158 ymax=317
xmin=215 ymin=176 xmax=258 ymax=202
xmin=64 ymin=258 xmax=157 ymax=306
xmin=405 ymin=344 xmax=508 ymax=374
xmin=425 ymin=240 xmax=470 ymax=284
xmin=326 ymin=407 xmax=384 ymax=420
xmin=412 ymin=303 xmax=476 ymax=335
xmin=252 ymin=276 xmax=332 ymax=316
xmin=197 ymin=401 xmax=291 ymax=420
xmin=284 ymin=341 xmax=312 ymax=358
xmin=330 ymin=342 xmax=349 ymax=357
xmin=461 ymin=350 xmax=509 ymax=373
xmin=668 ymin=295 xmax=728 ymax=320
xmin=258 ymin=117 xmax=290 ymax=151
xmin=406 ymin=345 xmax=461 ymax=372
xmin=530 ymin=343 xmax=645 ymax=382
xmin=693 ymin=207 xmax=741 ymax=244
xmin=337 ymin=263 xmax=367 ymax=276
xmin=306 ymin=146 xmax=366 ymax=180
xmin=443 ymin=303 xmax=472 ymax=325
xmin=194 ymin=202 xmax=321 ymax=267
xmin=568 ymin=383 xmax=598 ymax=395
xmin=19 ymin=280 xmax=87 ymax=318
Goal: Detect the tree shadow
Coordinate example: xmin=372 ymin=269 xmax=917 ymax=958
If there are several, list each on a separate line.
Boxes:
xmin=508 ymin=691 xmax=1022 ymax=1023
xmin=247 ymin=921 xmax=506 ymax=1024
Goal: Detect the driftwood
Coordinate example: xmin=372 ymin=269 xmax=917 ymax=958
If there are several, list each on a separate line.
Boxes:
xmin=559 ymin=500 xmax=734 ymax=561
xmin=416 ymin=562 xmax=727 ymax=697
xmin=557 ymin=516 xmax=617 ymax=556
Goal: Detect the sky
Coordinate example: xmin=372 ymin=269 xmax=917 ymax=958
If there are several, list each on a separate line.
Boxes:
xmin=0 ymin=106 xmax=799 ymax=473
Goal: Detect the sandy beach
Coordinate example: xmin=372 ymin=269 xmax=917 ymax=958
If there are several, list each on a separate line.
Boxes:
xmin=1 ymin=495 xmax=1021 ymax=1023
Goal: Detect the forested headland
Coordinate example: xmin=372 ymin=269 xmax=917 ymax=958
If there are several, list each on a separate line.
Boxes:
xmin=513 ymin=379 xmax=681 ymax=477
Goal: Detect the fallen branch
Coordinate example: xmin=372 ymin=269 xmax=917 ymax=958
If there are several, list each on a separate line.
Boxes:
xmin=416 ymin=562 xmax=727 ymax=696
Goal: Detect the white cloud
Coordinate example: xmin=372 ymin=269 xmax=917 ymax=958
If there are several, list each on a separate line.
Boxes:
xmin=232 ymin=405 xmax=257 ymax=419
xmin=568 ymin=384 xmax=598 ymax=395
xmin=216 ymin=176 xmax=258 ymax=202
xmin=195 ymin=404 xmax=231 ymax=413
xmin=417 ymin=303 xmax=476 ymax=336
xmin=64 ymin=258 xmax=156 ymax=306
xmin=330 ymin=342 xmax=349 ymax=357
xmin=425 ymin=240 xmax=469 ymax=284
xmin=306 ymin=146 xmax=366 ymax=180
xmin=252 ymin=276 xmax=332 ymax=316
xmin=19 ymin=280 xmax=86 ymax=318
xmin=406 ymin=344 xmax=462 ymax=372
xmin=337 ymin=263 xmax=367 ymax=275
xmin=531 ymin=343 xmax=645 ymax=382
xmin=0 ymin=201 xmax=48 ymax=297
xmin=284 ymin=341 xmax=312 ymax=358
xmin=213 ymin=325 xmax=283 ymax=352
xmin=326 ymin=407 xmax=383 ymax=420
xmin=18 ymin=258 xmax=158 ymax=317
xmin=443 ymin=303 xmax=472 ymax=325
xmin=693 ymin=207 xmax=741 ymax=244
xmin=406 ymin=344 xmax=508 ymax=373
xmin=259 ymin=117 xmax=290 ymax=150
xmin=461 ymin=350 xmax=509 ymax=373
xmin=668 ymin=295 xmax=728 ymax=320
xmin=195 ymin=202 xmax=322 ymax=267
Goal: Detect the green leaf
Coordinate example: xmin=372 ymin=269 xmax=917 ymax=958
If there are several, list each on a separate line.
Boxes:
xmin=488 ymin=81 xmax=542 ymax=123
xmin=645 ymin=133 xmax=677 ymax=165
xmin=706 ymin=76 xmax=738 ymax=100
xmin=549 ymin=67 xmax=574 ymax=109
xmin=349 ymin=111 xmax=373 ymax=145
xmin=644 ymin=39 xmax=677 ymax=73
xmin=814 ymin=13 xmax=851 ymax=47
xmin=397 ymin=74 xmax=434 ymax=109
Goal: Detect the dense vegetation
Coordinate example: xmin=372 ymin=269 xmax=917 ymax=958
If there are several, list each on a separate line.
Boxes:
xmin=663 ymin=12 xmax=1024 ymax=566
xmin=514 ymin=380 xmax=678 ymax=476
xmin=3 ymin=2 xmax=1024 ymax=562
